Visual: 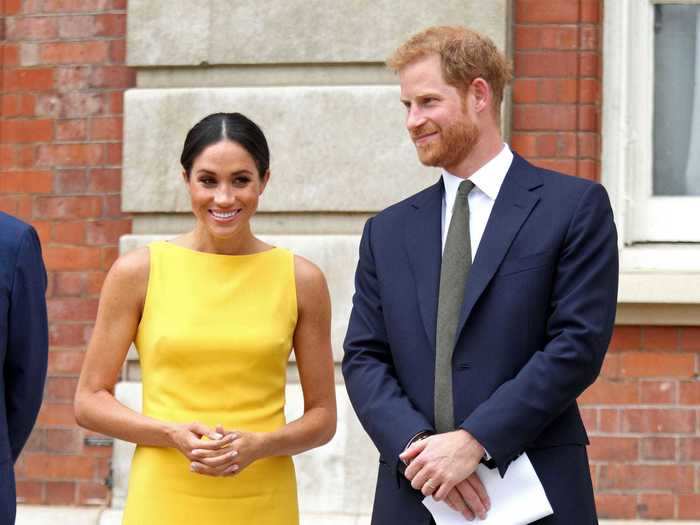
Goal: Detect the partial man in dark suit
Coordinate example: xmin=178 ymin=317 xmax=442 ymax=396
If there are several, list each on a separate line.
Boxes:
xmin=343 ymin=26 xmax=618 ymax=524
xmin=0 ymin=212 xmax=48 ymax=525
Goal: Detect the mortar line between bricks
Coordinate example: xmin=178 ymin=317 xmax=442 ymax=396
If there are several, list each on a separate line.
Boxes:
xmin=4 ymin=37 xmax=124 ymax=42
xmin=5 ymin=12 xmax=126 ymax=18
xmin=514 ymin=76 xmax=600 ymax=80
xmin=594 ymin=460 xmax=700 ymax=466
xmin=583 ymin=404 xmax=698 ymax=409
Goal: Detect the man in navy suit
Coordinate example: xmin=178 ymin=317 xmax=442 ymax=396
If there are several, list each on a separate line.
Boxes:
xmin=343 ymin=26 xmax=618 ymax=524
xmin=0 ymin=212 xmax=48 ymax=525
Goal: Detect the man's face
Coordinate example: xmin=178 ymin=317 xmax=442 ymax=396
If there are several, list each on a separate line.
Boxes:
xmin=399 ymin=54 xmax=479 ymax=172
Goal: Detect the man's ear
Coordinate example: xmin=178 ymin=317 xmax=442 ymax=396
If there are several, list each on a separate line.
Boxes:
xmin=470 ymin=77 xmax=491 ymax=114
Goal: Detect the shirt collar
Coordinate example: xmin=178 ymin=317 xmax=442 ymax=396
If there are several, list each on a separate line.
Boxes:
xmin=441 ymin=144 xmax=514 ymax=201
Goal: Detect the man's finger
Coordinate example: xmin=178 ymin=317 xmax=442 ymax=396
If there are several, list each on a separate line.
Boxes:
xmin=456 ymin=479 xmax=487 ymax=520
xmin=433 ymin=476 xmax=456 ymax=502
xmin=399 ymin=438 xmax=428 ymax=463
xmin=403 ymin=453 xmax=426 ymax=480
xmin=467 ymin=473 xmax=490 ymax=510
xmin=445 ymin=488 xmax=469 ymax=517
xmin=419 ymin=477 xmax=438 ymax=497
xmin=409 ymin=466 xmax=431 ymax=490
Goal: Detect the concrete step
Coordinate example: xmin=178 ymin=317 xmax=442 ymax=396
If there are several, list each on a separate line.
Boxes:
xmin=16 ymin=506 xmax=699 ymax=525
xmin=16 ymin=506 xmax=102 ymax=525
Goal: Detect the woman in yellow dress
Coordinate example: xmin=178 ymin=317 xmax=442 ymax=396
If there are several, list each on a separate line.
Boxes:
xmin=74 ymin=112 xmax=337 ymax=524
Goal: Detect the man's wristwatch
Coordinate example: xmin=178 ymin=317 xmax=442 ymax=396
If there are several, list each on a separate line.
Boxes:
xmin=405 ymin=430 xmax=433 ymax=457
xmin=398 ymin=430 xmax=434 ymax=474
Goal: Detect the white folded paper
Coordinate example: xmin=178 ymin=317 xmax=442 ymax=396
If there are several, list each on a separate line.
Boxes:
xmin=422 ymin=453 xmax=553 ymax=525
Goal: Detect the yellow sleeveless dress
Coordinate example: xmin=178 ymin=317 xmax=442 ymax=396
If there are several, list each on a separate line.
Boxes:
xmin=123 ymin=241 xmax=299 ymax=524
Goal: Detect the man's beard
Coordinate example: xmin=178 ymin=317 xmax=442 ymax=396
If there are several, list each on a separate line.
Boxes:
xmin=412 ymin=116 xmax=479 ymax=171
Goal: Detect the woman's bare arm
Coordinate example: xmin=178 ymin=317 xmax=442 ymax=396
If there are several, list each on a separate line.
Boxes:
xmin=74 ymin=248 xmax=232 ymax=455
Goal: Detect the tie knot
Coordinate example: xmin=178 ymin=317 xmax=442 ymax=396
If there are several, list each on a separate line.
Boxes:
xmin=457 ymin=179 xmax=475 ymax=197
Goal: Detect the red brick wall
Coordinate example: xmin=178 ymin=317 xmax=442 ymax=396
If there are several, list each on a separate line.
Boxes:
xmin=0 ymin=0 xmax=134 ymax=505
xmin=512 ymin=0 xmax=600 ymax=180
xmin=584 ymin=327 xmax=700 ymax=519
xmin=513 ymin=0 xmax=699 ymax=519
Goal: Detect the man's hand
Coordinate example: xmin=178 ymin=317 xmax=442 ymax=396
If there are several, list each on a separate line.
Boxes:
xmin=444 ymin=476 xmax=490 ymax=521
xmin=399 ymin=429 xmax=488 ymax=515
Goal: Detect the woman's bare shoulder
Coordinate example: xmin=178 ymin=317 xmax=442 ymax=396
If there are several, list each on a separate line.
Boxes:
xmin=293 ymin=254 xmax=329 ymax=309
xmin=293 ymin=254 xmax=325 ymax=288
xmin=104 ymin=246 xmax=150 ymax=296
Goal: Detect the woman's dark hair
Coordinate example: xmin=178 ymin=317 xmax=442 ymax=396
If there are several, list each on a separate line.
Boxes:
xmin=180 ymin=112 xmax=270 ymax=178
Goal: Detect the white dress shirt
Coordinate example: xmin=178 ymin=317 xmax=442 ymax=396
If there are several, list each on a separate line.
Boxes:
xmin=440 ymin=144 xmax=513 ymax=459
xmin=441 ymin=144 xmax=514 ymax=259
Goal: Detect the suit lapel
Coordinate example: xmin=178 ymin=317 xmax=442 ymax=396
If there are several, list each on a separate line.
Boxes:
xmin=405 ymin=179 xmax=443 ymax=352
xmin=455 ymin=154 xmax=543 ymax=339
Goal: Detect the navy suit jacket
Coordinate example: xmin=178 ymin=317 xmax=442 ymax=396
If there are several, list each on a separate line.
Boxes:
xmin=0 ymin=213 xmax=48 ymax=525
xmin=342 ymin=154 xmax=618 ymax=525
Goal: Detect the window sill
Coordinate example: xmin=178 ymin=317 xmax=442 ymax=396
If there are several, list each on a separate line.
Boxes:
xmin=617 ymin=245 xmax=700 ymax=325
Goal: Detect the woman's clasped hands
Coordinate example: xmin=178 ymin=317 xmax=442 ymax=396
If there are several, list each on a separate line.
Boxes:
xmin=170 ymin=422 xmax=263 ymax=477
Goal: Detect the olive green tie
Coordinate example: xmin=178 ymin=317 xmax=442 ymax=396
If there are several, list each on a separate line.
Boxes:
xmin=435 ymin=179 xmax=474 ymax=433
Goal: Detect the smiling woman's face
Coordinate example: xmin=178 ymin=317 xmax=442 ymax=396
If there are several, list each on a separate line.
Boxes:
xmin=184 ymin=139 xmax=269 ymax=241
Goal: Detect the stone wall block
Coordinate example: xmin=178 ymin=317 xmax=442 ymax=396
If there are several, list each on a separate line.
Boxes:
xmin=126 ymin=0 xmax=209 ymax=65
xmin=127 ymin=0 xmax=506 ymax=66
xmin=112 ymin=382 xmax=142 ymax=508
xmin=286 ymin=384 xmax=378 ymax=514
xmin=123 ymin=86 xmax=438 ymax=213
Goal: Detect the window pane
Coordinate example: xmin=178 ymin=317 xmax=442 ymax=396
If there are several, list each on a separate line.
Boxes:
xmin=653 ymin=4 xmax=700 ymax=196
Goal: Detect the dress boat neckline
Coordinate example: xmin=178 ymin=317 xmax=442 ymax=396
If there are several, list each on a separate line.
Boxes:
xmin=159 ymin=240 xmax=280 ymax=259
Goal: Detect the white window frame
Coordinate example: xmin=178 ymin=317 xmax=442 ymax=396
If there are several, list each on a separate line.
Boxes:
xmin=603 ymin=0 xmax=700 ymax=307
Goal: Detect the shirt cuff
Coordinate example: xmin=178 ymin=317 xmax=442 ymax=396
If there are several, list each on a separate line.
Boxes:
xmin=480 ymin=448 xmax=497 ymax=469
